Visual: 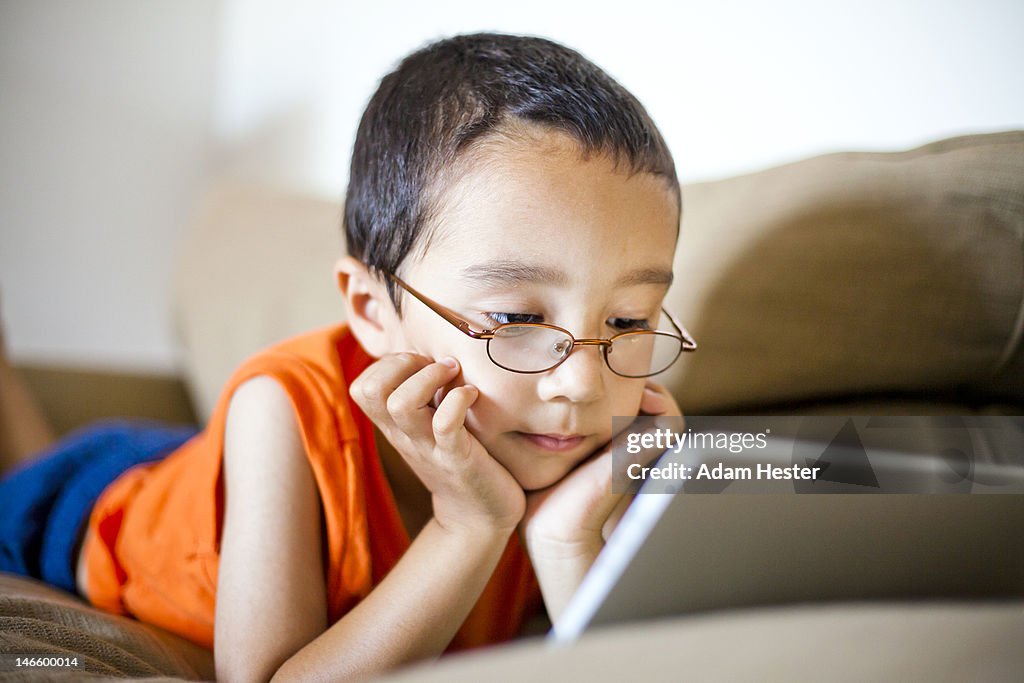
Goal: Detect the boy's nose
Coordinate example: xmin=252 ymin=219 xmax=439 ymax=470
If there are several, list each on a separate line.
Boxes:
xmin=537 ymin=343 xmax=606 ymax=404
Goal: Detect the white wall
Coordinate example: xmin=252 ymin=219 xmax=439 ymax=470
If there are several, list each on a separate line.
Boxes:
xmin=1 ymin=0 xmax=220 ymax=372
xmin=2 ymin=0 xmax=1022 ymax=372
xmin=211 ymin=0 xmax=1024 ymax=192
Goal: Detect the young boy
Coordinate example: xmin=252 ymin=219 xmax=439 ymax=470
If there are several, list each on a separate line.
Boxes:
xmin=0 ymin=33 xmax=693 ymax=682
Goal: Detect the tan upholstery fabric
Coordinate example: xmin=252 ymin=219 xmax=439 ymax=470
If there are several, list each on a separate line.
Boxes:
xmin=661 ymin=131 xmax=1024 ymax=412
xmin=174 ymin=133 xmax=1023 ymax=421
xmin=378 ymin=600 xmax=1024 ymax=683
xmin=0 ymin=572 xmax=213 ymax=681
xmin=173 ymin=183 xmax=345 ymax=420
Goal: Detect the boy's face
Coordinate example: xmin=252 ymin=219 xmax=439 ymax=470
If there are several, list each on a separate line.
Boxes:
xmin=385 ymin=130 xmax=679 ymax=490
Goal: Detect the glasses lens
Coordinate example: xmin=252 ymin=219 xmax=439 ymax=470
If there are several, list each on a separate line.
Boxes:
xmin=489 ymin=325 xmax=573 ymax=372
xmin=606 ymin=331 xmax=683 ymax=377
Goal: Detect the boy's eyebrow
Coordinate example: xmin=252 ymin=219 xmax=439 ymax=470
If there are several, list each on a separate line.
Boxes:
xmin=617 ymin=267 xmax=674 ymax=288
xmin=464 ymin=261 xmax=567 ymax=287
xmin=461 ymin=260 xmax=673 ymax=288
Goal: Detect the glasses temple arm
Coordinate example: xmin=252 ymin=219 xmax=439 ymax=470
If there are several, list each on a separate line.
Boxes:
xmin=389 ymin=274 xmax=492 ymax=339
xmin=662 ymin=307 xmax=698 ymax=351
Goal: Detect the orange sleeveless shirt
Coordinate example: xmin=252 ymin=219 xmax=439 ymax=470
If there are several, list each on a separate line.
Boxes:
xmin=80 ymin=324 xmax=541 ymax=651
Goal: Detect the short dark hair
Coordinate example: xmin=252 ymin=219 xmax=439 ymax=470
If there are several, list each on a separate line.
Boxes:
xmin=344 ymin=32 xmax=679 ymax=310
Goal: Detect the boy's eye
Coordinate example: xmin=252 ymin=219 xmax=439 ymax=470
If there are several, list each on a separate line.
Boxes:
xmin=609 ymin=318 xmax=652 ymax=332
xmin=484 ymin=312 xmax=542 ymax=326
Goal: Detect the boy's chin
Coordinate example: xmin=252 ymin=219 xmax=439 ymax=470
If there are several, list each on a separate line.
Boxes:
xmin=507 ymin=460 xmax=578 ymax=492
xmin=516 ymin=475 xmax=564 ymax=492
xmin=486 ymin=432 xmax=601 ymax=491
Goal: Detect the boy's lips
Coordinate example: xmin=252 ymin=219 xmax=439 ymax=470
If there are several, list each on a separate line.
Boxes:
xmin=517 ymin=432 xmax=587 ymax=452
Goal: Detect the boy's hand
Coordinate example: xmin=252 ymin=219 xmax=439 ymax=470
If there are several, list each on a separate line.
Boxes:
xmin=518 ymin=381 xmax=682 ymax=621
xmin=524 ymin=382 xmax=684 ymax=552
xmin=351 ymin=353 xmax=525 ymax=537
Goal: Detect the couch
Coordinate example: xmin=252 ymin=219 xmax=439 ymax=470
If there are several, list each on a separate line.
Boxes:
xmin=3 ymin=130 xmax=1022 ymax=681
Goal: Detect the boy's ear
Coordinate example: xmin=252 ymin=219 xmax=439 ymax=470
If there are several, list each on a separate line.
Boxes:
xmin=334 ymin=256 xmax=395 ymax=358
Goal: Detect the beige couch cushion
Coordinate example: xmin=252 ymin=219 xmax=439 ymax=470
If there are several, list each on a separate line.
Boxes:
xmin=174 ymin=132 xmax=1024 ymax=421
xmin=660 ymin=131 xmax=1023 ymax=412
xmin=377 ymin=600 xmax=1024 ymax=683
xmin=173 ymin=183 xmax=344 ymax=420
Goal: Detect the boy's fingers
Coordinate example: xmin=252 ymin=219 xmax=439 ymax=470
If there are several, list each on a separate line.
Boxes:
xmin=350 ymin=353 xmax=431 ymax=423
xmin=386 ymin=358 xmax=461 ymax=438
xmin=432 ymin=385 xmax=479 ymax=456
xmin=606 ymin=415 xmax=683 ymax=493
xmin=639 ymin=386 xmax=669 ymax=416
xmin=602 ymin=493 xmax=633 ymax=541
xmin=639 ymin=381 xmax=683 ymax=418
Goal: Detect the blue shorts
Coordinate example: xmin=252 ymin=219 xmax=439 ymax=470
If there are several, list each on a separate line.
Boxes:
xmin=0 ymin=420 xmax=197 ymax=596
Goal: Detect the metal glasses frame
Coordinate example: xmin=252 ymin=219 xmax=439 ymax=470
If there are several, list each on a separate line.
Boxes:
xmin=389 ymin=274 xmax=697 ymax=378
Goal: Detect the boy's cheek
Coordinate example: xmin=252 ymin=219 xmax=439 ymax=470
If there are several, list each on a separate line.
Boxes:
xmin=461 ymin=385 xmax=521 ymax=446
xmin=451 ymin=356 xmax=509 ymax=401
xmin=612 ymin=381 xmax=647 ymax=418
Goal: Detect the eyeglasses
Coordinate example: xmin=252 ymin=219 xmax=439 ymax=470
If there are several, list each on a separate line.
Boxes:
xmin=389 ymin=274 xmax=697 ymax=378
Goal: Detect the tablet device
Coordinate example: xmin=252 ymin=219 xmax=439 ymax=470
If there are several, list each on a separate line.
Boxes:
xmin=550 ymin=417 xmax=1024 ymax=643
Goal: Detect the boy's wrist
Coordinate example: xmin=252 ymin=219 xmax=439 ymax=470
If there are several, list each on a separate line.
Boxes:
xmin=430 ymin=515 xmax=516 ymax=547
xmin=523 ymin=531 xmax=603 ymax=563
xmin=526 ymin=542 xmax=604 ymax=624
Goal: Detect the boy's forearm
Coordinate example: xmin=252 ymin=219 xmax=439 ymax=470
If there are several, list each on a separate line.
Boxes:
xmin=526 ymin=539 xmax=603 ymax=624
xmin=271 ymin=518 xmax=512 ymax=683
